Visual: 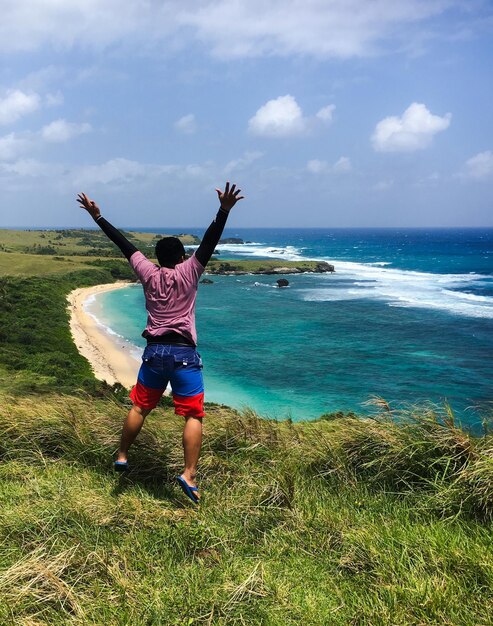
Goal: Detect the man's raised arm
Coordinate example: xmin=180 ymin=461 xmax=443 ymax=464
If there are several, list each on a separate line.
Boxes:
xmin=76 ymin=192 xmax=138 ymax=261
xmin=195 ymin=182 xmax=244 ymax=268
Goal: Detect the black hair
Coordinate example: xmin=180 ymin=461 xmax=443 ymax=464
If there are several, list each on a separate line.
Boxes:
xmin=155 ymin=237 xmax=186 ymax=268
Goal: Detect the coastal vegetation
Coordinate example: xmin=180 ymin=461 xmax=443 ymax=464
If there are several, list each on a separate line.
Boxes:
xmin=0 ymin=234 xmax=492 ymax=624
xmin=0 ymin=229 xmax=333 ymax=277
xmin=0 ymin=228 xmax=200 ymax=258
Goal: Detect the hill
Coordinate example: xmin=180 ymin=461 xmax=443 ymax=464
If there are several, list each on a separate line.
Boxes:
xmin=0 ymin=391 xmax=492 ymax=624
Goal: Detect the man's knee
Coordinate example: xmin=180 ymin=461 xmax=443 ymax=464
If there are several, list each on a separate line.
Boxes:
xmin=131 ymin=404 xmax=151 ymax=418
xmin=184 ymin=415 xmax=203 ymax=423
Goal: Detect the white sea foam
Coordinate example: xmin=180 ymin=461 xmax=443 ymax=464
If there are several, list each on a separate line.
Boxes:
xmin=84 ymin=301 xmax=125 ymax=338
xmin=220 ymin=241 xmax=493 ymax=319
xmin=252 ymin=281 xmax=275 ymax=288
xmin=301 ymin=261 xmax=493 ymax=319
xmin=215 ymin=242 xmax=304 ymax=261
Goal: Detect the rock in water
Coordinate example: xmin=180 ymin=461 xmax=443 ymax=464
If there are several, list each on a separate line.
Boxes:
xmin=200 ymin=278 xmax=214 ymax=284
xmin=277 ymin=278 xmax=289 ymax=288
xmin=219 ymin=237 xmax=244 ymax=244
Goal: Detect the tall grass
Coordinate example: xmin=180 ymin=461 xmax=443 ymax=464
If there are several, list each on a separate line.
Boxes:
xmin=0 ymin=391 xmax=492 ymax=624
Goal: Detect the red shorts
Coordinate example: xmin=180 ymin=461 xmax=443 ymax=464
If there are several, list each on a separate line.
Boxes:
xmin=129 ymin=345 xmax=205 ymax=418
xmin=130 ymin=383 xmax=204 ymax=417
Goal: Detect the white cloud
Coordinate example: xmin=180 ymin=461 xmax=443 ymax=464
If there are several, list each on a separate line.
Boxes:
xmin=72 ymin=158 xmax=209 ymax=187
xmin=249 ymin=95 xmax=335 ymax=138
xmin=462 ymin=151 xmax=493 ymax=180
xmin=249 ymin=95 xmax=305 ymax=138
xmin=0 ymin=132 xmax=30 ymax=160
xmin=0 ymin=158 xmax=60 ymax=178
xmin=316 ymin=105 xmax=336 ymax=124
xmin=73 ymin=158 xmax=158 ymax=186
xmin=41 ymin=119 xmax=91 ymax=143
xmin=333 ymin=156 xmax=352 ymax=172
xmin=18 ymin=66 xmax=66 ymax=91
xmin=415 ymin=172 xmax=441 ymax=187
xmin=181 ymin=1 xmax=456 ymax=59
xmin=373 ymin=179 xmax=394 ymax=191
xmin=307 ymin=160 xmax=328 ymax=174
xmin=0 ymin=156 xmax=184 ymax=186
xmin=307 ymin=156 xmax=351 ymax=174
xmin=0 ymin=90 xmax=40 ymax=125
xmin=174 ymin=114 xmax=197 ymax=134
xmin=371 ymin=102 xmax=451 ymax=152
xmin=0 ymin=1 xmax=168 ymax=53
xmin=0 ymin=119 xmax=90 ymax=164
xmin=224 ymin=151 xmax=263 ymax=174
xmin=0 ymin=1 xmax=457 ymax=58
xmin=45 ymin=91 xmax=64 ymax=107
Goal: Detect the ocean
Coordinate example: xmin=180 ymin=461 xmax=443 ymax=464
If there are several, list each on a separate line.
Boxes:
xmin=87 ymin=228 xmax=493 ymax=430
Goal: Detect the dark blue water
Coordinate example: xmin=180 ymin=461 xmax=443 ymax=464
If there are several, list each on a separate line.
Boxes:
xmin=93 ymin=228 xmax=493 ymax=430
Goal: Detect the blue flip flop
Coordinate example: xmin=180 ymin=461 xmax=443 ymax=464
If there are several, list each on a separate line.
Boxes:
xmin=114 ymin=460 xmax=129 ymax=472
xmin=176 ymin=475 xmax=200 ymax=504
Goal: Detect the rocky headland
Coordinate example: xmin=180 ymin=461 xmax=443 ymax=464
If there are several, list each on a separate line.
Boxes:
xmin=206 ymin=260 xmax=335 ymax=276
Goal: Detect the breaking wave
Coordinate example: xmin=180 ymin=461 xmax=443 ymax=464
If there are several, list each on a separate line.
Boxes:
xmin=217 ymin=241 xmax=493 ymax=319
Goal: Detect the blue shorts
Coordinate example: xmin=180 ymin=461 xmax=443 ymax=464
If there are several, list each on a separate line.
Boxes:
xmin=129 ymin=344 xmax=204 ymax=417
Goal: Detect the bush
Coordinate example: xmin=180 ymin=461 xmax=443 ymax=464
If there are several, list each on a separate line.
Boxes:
xmin=0 ymin=269 xmax=118 ymax=392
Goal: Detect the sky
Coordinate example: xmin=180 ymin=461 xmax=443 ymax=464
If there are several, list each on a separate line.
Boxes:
xmin=0 ymin=0 xmax=492 ymax=228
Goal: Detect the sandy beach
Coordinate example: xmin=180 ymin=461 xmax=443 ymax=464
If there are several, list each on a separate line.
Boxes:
xmin=67 ymin=282 xmax=141 ymax=388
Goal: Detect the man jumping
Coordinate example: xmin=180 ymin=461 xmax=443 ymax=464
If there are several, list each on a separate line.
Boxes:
xmin=77 ymin=183 xmax=244 ymax=503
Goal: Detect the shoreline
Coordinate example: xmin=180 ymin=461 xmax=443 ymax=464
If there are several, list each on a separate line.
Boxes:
xmin=67 ymin=282 xmax=141 ymax=388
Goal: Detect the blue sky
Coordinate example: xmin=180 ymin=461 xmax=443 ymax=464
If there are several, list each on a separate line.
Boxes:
xmin=0 ymin=0 xmax=492 ymax=228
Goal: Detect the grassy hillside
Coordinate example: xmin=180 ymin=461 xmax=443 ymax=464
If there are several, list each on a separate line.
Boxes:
xmin=0 ymin=264 xmax=134 ymax=393
xmin=0 ymin=252 xmax=102 ymax=277
xmin=0 ymin=228 xmax=200 ymax=258
xmin=0 ymin=393 xmax=492 ymax=625
xmin=0 ymin=233 xmax=492 ymax=624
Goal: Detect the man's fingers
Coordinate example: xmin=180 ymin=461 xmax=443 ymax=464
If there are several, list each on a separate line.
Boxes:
xmin=77 ymin=192 xmax=99 ymax=212
xmin=77 ymin=192 xmax=90 ymax=207
xmin=216 ymin=182 xmax=243 ymax=203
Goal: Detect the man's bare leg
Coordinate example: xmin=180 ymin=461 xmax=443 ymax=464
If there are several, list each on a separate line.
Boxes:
xmin=117 ymin=405 xmax=150 ymax=463
xmin=181 ymin=416 xmax=203 ymax=498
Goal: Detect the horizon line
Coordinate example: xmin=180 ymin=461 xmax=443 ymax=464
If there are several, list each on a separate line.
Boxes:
xmin=2 ymin=225 xmax=493 ymax=231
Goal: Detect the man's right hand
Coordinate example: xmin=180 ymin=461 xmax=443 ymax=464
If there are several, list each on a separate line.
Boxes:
xmin=215 ymin=182 xmax=244 ymax=212
xmin=77 ymin=192 xmax=101 ymax=220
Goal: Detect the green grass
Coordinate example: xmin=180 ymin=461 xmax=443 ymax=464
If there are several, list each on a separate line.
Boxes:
xmin=206 ymin=259 xmax=329 ymax=273
xmin=0 ymin=252 xmax=98 ymax=277
xmin=0 ymin=228 xmax=200 ymax=258
xmin=0 ymin=251 xmax=328 ymax=279
xmin=0 ymin=394 xmax=492 ymax=625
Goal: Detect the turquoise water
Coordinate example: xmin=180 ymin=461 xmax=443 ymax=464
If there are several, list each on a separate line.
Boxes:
xmin=91 ymin=228 xmax=493 ymax=429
